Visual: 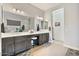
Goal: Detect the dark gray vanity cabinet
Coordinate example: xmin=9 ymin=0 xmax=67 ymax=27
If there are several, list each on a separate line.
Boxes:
xmin=2 ymin=36 xmax=32 ymax=56
xmin=14 ymin=36 xmax=32 ymax=54
xmin=43 ymin=33 xmax=49 ymax=43
xmin=39 ymin=33 xmax=49 ymax=45
xmin=39 ymin=34 xmax=43 ymax=45
xmin=2 ymin=37 xmax=15 ymax=56
xmin=2 ymin=33 xmax=49 ymax=56
xmin=26 ymin=36 xmax=32 ymax=50
xmin=14 ymin=36 xmax=27 ymax=54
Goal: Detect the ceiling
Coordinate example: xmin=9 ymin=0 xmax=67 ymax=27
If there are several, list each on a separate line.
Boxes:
xmin=9 ymin=3 xmax=60 ymax=12
xmin=31 ymin=3 xmax=60 ymax=11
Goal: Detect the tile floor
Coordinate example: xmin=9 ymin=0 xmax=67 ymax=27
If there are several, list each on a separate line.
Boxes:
xmin=17 ymin=41 xmax=68 ymax=56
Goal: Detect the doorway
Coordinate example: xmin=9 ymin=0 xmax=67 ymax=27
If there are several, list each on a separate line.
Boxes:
xmin=52 ymin=8 xmax=64 ymax=43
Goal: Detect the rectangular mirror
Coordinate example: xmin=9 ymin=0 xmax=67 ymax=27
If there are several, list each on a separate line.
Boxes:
xmin=1 ymin=3 xmax=48 ymax=33
xmin=44 ymin=21 xmax=48 ymax=29
xmin=2 ymin=10 xmax=30 ymax=33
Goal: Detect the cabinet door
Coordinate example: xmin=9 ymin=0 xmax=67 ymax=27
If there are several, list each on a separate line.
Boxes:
xmin=39 ymin=34 xmax=49 ymax=45
xmin=26 ymin=36 xmax=32 ymax=50
xmin=42 ymin=34 xmax=46 ymax=43
xmin=43 ymin=33 xmax=49 ymax=43
xmin=39 ymin=34 xmax=43 ymax=45
xmin=46 ymin=33 xmax=49 ymax=42
xmin=14 ymin=36 xmax=26 ymax=54
xmin=2 ymin=38 xmax=14 ymax=56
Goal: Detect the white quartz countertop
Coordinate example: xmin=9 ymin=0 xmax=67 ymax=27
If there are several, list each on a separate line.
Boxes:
xmin=1 ymin=30 xmax=49 ymax=38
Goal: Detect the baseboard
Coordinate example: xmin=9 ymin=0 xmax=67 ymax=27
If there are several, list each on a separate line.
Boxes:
xmin=53 ymin=40 xmax=64 ymax=45
xmin=64 ymin=44 xmax=79 ymax=51
xmin=54 ymin=40 xmax=64 ymax=43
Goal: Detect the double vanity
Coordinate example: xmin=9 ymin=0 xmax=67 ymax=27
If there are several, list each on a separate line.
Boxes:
xmin=1 ymin=5 xmax=49 ymax=56
xmin=2 ymin=30 xmax=49 ymax=56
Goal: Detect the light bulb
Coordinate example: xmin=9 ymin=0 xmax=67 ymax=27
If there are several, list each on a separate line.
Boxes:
xmin=37 ymin=16 xmax=43 ymax=20
xmin=12 ymin=8 xmax=16 ymax=12
xmin=21 ymin=11 xmax=24 ymax=14
xmin=17 ymin=10 xmax=20 ymax=13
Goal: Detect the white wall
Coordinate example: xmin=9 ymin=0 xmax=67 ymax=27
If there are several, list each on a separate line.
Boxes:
xmin=44 ymin=3 xmax=79 ymax=49
xmin=44 ymin=10 xmax=53 ymax=41
xmin=64 ymin=4 xmax=79 ymax=49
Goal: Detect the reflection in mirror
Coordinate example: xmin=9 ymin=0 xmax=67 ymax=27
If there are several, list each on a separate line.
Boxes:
xmin=34 ymin=17 xmax=44 ymax=31
xmin=41 ymin=20 xmax=48 ymax=30
xmin=1 ymin=3 xmax=48 ymax=33
xmin=7 ymin=19 xmax=21 ymax=26
xmin=29 ymin=17 xmax=35 ymax=31
xmin=1 ymin=4 xmax=31 ymax=33
xmin=44 ymin=21 xmax=48 ymax=29
xmin=2 ymin=10 xmax=30 ymax=33
xmin=41 ymin=21 xmax=44 ymax=29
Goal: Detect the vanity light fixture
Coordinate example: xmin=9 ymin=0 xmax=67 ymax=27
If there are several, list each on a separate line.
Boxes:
xmin=12 ymin=8 xmax=24 ymax=14
xmin=17 ymin=9 xmax=20 ymax=13
xmin=21 ymin=11 xmax=24 ymax=14
xmin=45 ymin=19 xmax=48 ymax=21
xmin=36 ymin=16 xmax=43 ymax=20
xmin=12 ymin=8 xmax=16 ymax=12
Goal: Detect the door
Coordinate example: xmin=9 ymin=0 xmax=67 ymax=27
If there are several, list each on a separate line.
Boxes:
xmin=52 ymin=8 xmax=64 ymax=42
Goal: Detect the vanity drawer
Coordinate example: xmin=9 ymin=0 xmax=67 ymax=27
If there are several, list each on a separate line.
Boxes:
xmin=14 ymin=36 xmax=26 ymax=42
